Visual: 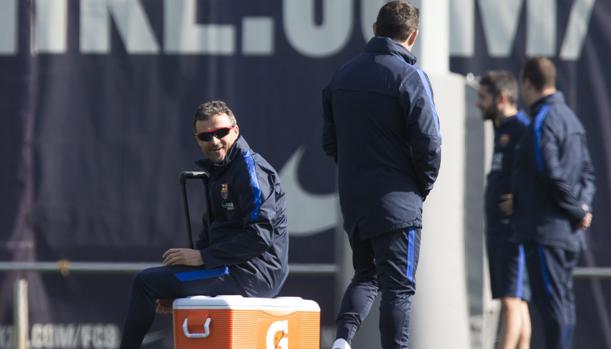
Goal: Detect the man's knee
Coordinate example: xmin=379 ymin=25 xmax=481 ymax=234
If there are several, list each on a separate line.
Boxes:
xmin=379 ymin=287 xmax=413 ymax=308
xmin=377 ymin=271 xmax=414 ymax=297
xmin=134 ymin=268 xmax=156 ymax=284
xmin=352 ymin=268 xmax=377 ymax=285
xmin=132 ymin=267 xmax=167 ymax=291
xmin=500 ymin=296 xmax=523 ymax=312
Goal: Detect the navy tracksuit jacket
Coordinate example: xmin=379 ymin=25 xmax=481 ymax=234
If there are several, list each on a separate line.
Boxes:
xmin=485 ymin=112 xmax=529 ymax=239
xmin=322 ymin=37 xmax=442 ymax=239
xmin=513 ymin=92 xmax=596 ymax=251
xmin=195 ymin=136 xmax=289 ymax=296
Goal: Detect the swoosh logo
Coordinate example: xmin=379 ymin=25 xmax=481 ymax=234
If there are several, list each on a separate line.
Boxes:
xmin=279 ymin=146 xmax=338 ymax=236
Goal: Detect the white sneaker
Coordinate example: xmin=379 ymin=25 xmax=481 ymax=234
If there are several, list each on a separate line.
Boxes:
xmin=331 ymin=338 xmax=351 ymax=349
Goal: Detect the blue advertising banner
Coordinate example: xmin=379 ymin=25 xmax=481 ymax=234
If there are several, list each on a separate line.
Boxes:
xmin=1 ymin=1 xmax=609 ymax=348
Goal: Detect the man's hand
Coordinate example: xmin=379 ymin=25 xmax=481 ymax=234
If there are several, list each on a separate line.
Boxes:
xmin=155 ymin=299 xmax=173 ymax=314
xmin=162 ymin=248 xmax=204 ymax=266
xmin=579 ymin=204 xmax=592 ymax=230
xmin=499 ymin=194 xmax=513 ymax=215
xmin=579 ymin=212 xmax=593 ymax=230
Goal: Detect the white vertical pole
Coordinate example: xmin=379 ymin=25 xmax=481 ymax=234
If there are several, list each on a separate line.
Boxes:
xmin=413 ymin=0 xmax=449 ymax=74
xmin=14 ymin=278 xmax=28 ymax=349
xmin=410 ymin=74 xmax=471 ymax=349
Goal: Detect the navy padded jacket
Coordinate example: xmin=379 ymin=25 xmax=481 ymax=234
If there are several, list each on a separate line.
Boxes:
xmin=322 ymin=37 xmax=442 ymax=239
xmin=513 ymin=92 xmax=596 ymax=251
xmin=195 ymin=136 xmax=288 ymax=296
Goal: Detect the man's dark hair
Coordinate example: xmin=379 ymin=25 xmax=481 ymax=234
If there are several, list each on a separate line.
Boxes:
xmin=193 ymin=100 xmax=237 ymax=129
xmin=521 ymin=57 xmax=556 ymax=91
xmin=480 ymin=70 xmax=518 ymax=106
xmin=375 ymin=1 xmax=419 ymax=42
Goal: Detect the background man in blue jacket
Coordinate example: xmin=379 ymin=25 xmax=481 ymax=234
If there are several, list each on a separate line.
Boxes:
xmin=120 ymin=100 xmax=289 ymax=348
xmin=322 ymin=1 xmax=441 ymax=348
xmin=478 ymin=71 xmax=531 ymax=349
xmin=513 ymin=57 xmax=595 ymax=349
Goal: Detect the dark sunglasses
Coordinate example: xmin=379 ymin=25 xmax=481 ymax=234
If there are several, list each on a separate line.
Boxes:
xmin=196 ymin=126 xmax=235 ymax=142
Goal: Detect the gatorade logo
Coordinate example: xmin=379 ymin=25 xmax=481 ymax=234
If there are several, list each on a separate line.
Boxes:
xmin=266 ymin=320 xmax=288 ymax=349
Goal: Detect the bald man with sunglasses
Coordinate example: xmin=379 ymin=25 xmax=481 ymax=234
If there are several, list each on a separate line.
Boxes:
xmin=119 ymin=100 xmax=289 ymax=349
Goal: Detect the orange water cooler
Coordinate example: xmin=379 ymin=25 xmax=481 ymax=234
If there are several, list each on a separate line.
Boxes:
xmin=173 ymin=296 xmax=320 ymax=349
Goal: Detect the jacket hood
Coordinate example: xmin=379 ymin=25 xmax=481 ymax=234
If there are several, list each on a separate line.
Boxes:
xmin=530 ymin=91 xmax=565 ymax=115
xmin=365 ymin=37 xmax=417 ymax=65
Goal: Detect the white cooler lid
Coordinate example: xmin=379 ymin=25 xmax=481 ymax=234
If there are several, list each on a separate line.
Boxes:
xmin=173 ymin=296 xmax=320 ymax=312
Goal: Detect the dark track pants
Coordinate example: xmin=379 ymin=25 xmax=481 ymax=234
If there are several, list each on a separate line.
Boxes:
xmin=336 ymin=227 xmax=420 ymax=349
xmin=119 ymin=265 xmax=243 ymax=349
xmin=525 ymin=243 xmax=580 ymax=349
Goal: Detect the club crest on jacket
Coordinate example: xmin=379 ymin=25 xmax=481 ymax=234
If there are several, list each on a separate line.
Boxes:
xmin=499 ymin=133 xmax=511 ymax=147
xmin=220 ymin=183 xmax=229 ymax=200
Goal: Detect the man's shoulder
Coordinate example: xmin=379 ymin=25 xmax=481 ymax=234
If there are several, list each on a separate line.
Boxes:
xmin=232 ymin=147 xmax=278 ymax=181
xmin=546 ymin=102 xmax=584 ymax=132
xmin=250 ymin=151 xmax=279 ymax=176
xmin=330 ymin=52 xmax=367 ymax=81
xmin=332 ymin=51 xmax=417 ymax=85
xmin=504 ymin=116 xmax=528 ymax=136
xmin=397 ymin=64 xmax=431 ymax=92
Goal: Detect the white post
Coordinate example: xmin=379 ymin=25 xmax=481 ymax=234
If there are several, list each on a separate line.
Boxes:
xmin=412 ymin=0 xmax=449 ymax=74
xmin=410 ymin=1 xmax=472 ymax=347
xmin=14 ymin=278 xmax=28 ymax=349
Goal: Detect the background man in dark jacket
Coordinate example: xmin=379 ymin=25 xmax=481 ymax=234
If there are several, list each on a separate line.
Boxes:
xmin=513 ymin=57 xmax=595 ymax=349
xmin=120 ymin=100 xmax=289 ymax=348
xmin=322 ymin=1 xmax=441 ymax=348
xmin=478 ymin=71 xmax=531 ymax=349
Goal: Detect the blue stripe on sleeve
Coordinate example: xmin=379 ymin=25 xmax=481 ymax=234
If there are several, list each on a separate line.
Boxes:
xmin=415 ymin=69 xmax=441 ymax=136
xmin=243 ymin=151 xmax=263 ymax=221
xmin=533 ymin=105 xmax=551 ymax=173
xmin=516 ymin=110 xmax=530 ymax=126
xmin=516 ymin=244 xmax=526 ymax=298
xmin=406 ymin=228 xmax=415 ymax=282
xmin=175 ymin=266 xmax=229 ymax=282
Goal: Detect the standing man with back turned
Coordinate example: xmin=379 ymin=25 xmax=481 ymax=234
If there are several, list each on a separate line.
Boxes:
xmin=477 ymin=71 xmax=531 ymax=349
xmin=513 ymin=57 xmax=595 ymax=349
xmin=322 ymin=1 xmax=442 ymax=348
